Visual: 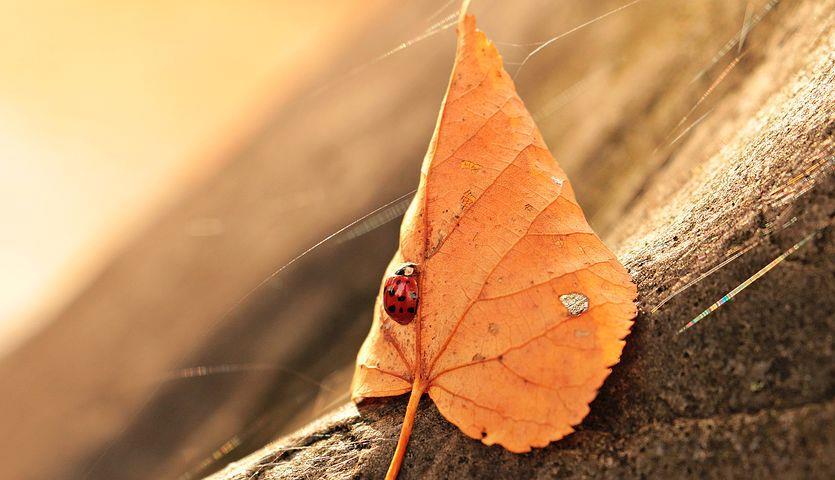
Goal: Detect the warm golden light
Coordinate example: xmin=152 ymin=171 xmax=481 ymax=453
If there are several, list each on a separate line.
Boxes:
xmin=0 ymin=0 xmax=384 ymax=354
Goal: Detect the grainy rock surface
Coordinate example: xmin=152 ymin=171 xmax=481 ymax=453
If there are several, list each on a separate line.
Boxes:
xmin=213 ymin=399 xmax=834 ymax=479
xmin=210 ymin=1 xmax=835 ymax=478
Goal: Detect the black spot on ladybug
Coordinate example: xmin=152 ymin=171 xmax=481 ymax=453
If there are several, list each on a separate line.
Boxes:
xmin=396 ymin=279 xmax=401 ymax=285
xmin=388 ymin=289 xmax=395 ymax=296
xmin=388 ymin=306 xmax=396 ymax=313
xmin=398 ymin=296 xmax=406 ymax=301
xmin=407 ymin=307 xmax=415 ymax=313
xmin=399 ymin=307 xmax=404 ymax=313
xmin=410 ymin=292 xmax=417 ymax=300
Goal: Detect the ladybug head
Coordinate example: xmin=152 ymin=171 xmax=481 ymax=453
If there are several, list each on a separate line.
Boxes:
xmin=394 ymin=262 xmax=418 ymax=277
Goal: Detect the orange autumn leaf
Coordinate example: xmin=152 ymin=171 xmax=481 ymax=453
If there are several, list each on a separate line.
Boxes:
xmin=351 ymin=10 xmax=637 ymax=479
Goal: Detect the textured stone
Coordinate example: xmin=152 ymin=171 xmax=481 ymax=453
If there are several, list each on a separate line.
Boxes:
xmin=209 ymin=1 xmax=835 ymax=478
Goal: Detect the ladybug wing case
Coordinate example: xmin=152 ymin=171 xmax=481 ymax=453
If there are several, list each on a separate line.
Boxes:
xmin=383 ymin=275 xmax=419 ymax=325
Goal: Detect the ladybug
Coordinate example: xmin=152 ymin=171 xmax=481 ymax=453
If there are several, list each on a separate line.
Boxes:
xmin=383 ymin=263 xmax=419 ymax=325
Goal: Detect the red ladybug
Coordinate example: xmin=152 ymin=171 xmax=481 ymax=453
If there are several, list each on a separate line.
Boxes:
xmin=383 ymin=263 xmax=419 ymax=325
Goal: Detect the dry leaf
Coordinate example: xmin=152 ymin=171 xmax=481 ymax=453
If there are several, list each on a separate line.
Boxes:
xmin=352 ymin=10 xmax=637 ymax=479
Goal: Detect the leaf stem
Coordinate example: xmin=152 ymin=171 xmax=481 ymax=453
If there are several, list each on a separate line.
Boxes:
xmin=385 ymin=382 xmax=426 ymax=480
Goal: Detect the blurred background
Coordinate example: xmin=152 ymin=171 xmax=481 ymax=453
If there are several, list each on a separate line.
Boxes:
xmin=0 ymin=0 xmax=786 ymax=478
xmin=0 ymin=0 xmax=386 ymax=355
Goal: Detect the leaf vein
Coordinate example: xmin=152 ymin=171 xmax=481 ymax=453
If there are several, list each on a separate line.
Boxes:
xmin=432 ymin=384 xmax=558 ymax=429
xmin=478 ymin=258 xmax=620 ymax=301
xmin=429 ymin=301 xmax=627 ymax=381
